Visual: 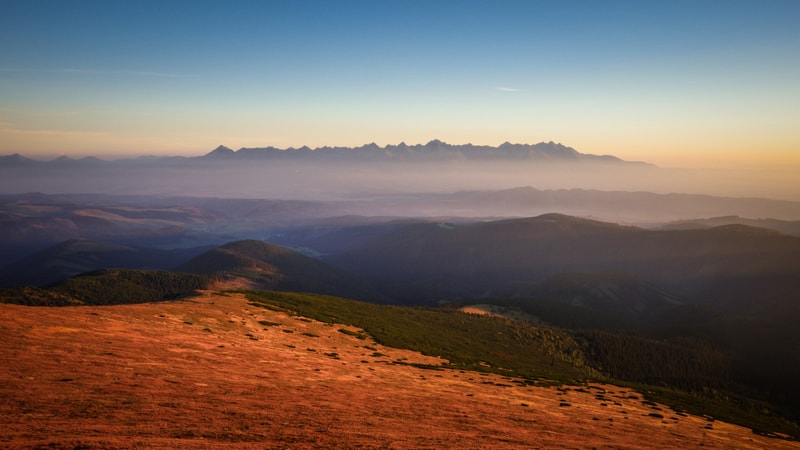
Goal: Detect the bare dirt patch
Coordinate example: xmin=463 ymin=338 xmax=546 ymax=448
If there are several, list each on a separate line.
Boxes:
xmin=1 ymin=292 xmax=796 ymax=449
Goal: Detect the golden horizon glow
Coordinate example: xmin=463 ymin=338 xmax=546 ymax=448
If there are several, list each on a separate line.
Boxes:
xmin=1 ymin=2 xmax=798 ymax=177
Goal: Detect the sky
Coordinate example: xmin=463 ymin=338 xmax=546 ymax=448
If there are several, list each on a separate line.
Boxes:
xmin=1 ymin=0 xmax=799 ymax=168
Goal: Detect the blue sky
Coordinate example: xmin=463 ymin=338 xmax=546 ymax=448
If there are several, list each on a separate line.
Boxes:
xmin=1 ymin=0 xmax=799 ymax=167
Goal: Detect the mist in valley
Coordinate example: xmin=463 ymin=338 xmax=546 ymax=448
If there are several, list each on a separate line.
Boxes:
xmin=3 ymin=156 xmax=800 ymax=223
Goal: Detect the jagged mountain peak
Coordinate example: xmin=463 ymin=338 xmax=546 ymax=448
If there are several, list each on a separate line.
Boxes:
xmin=203 ymin=145 xmax=235 ymax=158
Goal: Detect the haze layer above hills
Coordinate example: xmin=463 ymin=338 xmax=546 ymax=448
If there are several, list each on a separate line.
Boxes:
xmin=2 ymin=141 xmax=798 ymax=201
xmin=4 ymin=190 xmax=800 ymax=272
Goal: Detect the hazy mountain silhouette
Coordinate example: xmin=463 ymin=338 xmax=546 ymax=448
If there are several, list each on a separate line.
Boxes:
xmin=189 ymin=140 xmax=646 ymax=164
xmin=0 ymin=153 xmax=41 ymax=166
xmin=661 ymin=215 xmax=800 ymax=236
xmin=0 ymin=141 xmax=643 ymax=166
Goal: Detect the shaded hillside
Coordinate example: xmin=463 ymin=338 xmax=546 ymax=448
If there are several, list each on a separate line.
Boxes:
xmin=332 ymin=213 xmax=646 ymax=296
xmin=331 ymin=214 xmax=800 ymax=310
xmin=178 ymin=240 xmax=381 ymax=301
xmin=502 ymin=272 xmax=679 ymax=319
xmin=465 ymin=272 xmax=682 ymax=330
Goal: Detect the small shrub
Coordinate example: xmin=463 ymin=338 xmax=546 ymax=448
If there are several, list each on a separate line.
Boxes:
xmin=338 ymin=328 xmax=367 ymax=340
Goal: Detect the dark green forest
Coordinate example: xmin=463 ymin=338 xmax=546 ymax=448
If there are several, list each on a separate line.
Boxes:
xmin=0 ymin=269 xmax=210 ymax=306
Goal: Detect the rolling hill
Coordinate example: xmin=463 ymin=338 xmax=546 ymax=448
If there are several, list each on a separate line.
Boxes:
xmin=330 ymin=214 xmax=800 ymax=309
xmin=177 ymin=240 xmax=381 ymax=301
xmin=662 ymin=215 xmax=800 ymax=237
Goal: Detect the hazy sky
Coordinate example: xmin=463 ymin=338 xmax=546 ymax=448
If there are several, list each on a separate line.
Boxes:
xmin=1 ymin=1 xmax=799 ymax=168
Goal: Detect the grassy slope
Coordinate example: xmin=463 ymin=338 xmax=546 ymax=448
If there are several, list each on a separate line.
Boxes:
xmin=1 ymin=268 xmax=796 ymax=439
xmin=244 ymin=290 xmax=800 ymax=440
xmin=244 ymin=290 xmax=588 ymax=383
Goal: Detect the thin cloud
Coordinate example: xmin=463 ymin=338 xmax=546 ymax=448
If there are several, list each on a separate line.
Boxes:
xmin=495 ymin=86 xmax=522 ymax=92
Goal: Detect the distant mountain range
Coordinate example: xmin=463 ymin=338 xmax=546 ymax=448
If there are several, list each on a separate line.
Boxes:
xmin=0 ymin=140 xmax=647 ymax=165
